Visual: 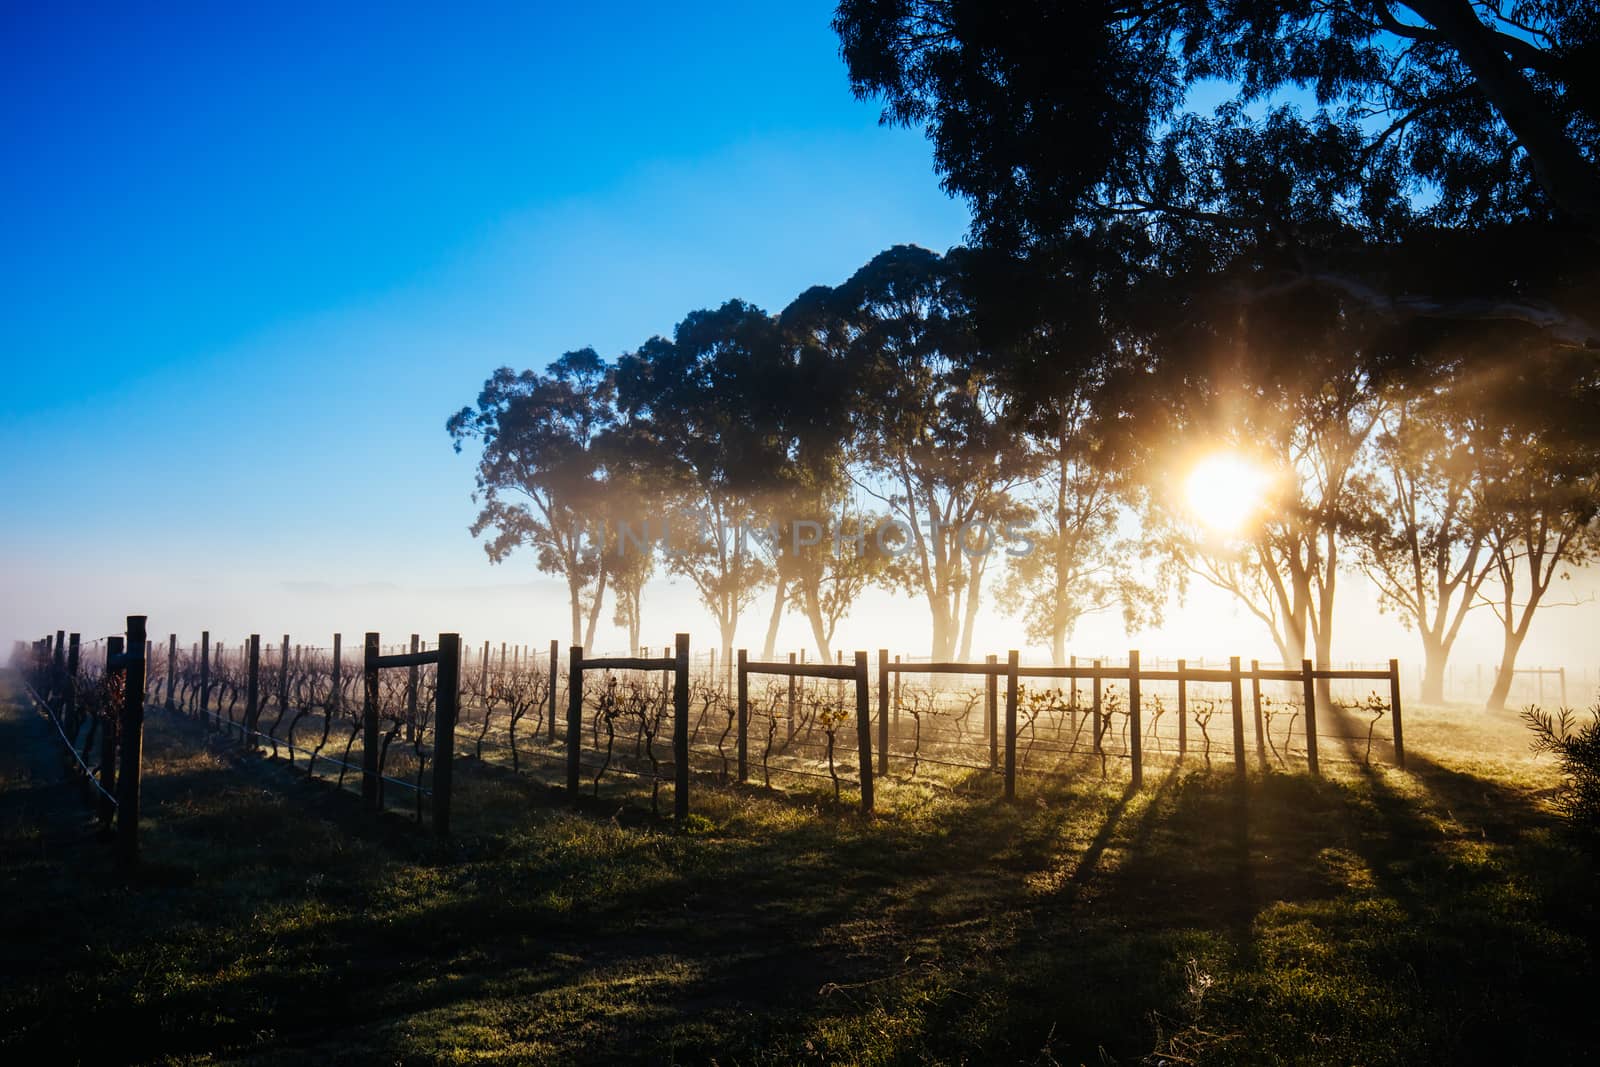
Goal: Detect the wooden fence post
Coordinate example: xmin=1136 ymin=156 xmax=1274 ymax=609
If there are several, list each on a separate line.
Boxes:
xmin=330 ymin=633 xmax=342 ymax=745
xmin=892 ymin=655 xmax=900 ymax=735
xmin=1251 ymin=658 xmax=1267 ymax=770
xmin=1229 ymin=655 xmax=1246 ymax=777
xmin=404 ymin=634 xmax=419 ymax=743
xmin=1389 ymin=658 xmax=1406 ymax=770
xmin=549 ymin=639 xmax=559 ymax=741
xmin=245 ymin=634 xmax=261 ymax=747
xmin=116 ymin=615 xmax=147 ymax=867
xmin=787 ymin=652 xmax=796 ymax=742
xmin=854 ymin=651 xmax=873 ymax=814
xmin=1301 ymin=659 xmax=1319 ymax=777
xmin=661 ymin=646 xmax=671 ymax=717
xmin=273 ymin=634 xmax=289 ymax=754
xmin=674 ymin=633 xmax=689 ymax=822
xmin=736 ymin=649 xmax=749 ymax=783
xmin=51 ymin=631 xmax=64 ymax=710
xmin=165 ymin=633 xmax=177 ymax=710
xmin=986 ymin=654 xmax=999 ymax=771
xmin=1070 ymin=654 xmax=1078 ymax=728
xmin=877 ymin=649 xmax=889 ymax=775
xmin=836 ymin=649 xmax=845 ymax=710
xmin=1004 ymin=650 xmax=1019 ymax=800
xmin=1177 ymin=658 xmax=1188 ymax=758
xmin=1092 ymin=660 xmax=1103 ymax=756
xmin=362 ymin=633 xmax=380 ymax=809
xmin=433 ymin=633 xmax=460 ymax=837
xmin=64 ymin=634 xmax=80 ymax=738
xmin=200 ymin=630 xmax=211 ymax=725
xmin=567 ymin=646 xmax=583 ymax=801
xmin=100 ymin=636 xmax=122 ymax=832
xmin=1128 ymin=649 xmax=1143 ymax=790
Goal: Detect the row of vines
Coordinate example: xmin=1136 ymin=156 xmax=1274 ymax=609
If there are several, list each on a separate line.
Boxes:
xmin=19 ymin=632 xmax=1405 ymax=827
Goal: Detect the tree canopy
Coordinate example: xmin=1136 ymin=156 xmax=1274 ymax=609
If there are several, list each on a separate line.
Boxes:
xmin=447 ymin=5 xmax=1600 ymax=701
xmin=834 ymin=0 xmax=1599 ymax=345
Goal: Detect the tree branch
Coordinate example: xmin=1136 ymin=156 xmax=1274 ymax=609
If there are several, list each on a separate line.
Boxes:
xmin=1229 ymin=269 xmax=1600 ymax=348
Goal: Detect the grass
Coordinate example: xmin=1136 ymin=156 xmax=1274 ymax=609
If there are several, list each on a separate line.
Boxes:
xmin=1 ymin=673 xmax=1595 ymax=1065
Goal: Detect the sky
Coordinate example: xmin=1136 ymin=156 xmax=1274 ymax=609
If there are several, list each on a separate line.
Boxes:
xmin=2 ymin=2 xmax=1594 ymax=694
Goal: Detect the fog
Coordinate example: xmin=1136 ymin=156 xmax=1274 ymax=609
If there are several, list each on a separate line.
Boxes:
xmin=8 ymin=556 xmax=1596 ymax=706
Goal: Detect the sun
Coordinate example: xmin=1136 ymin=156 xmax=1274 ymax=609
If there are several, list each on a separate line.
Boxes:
xmin=1185 ymin=453 xmax=1272 ymax=535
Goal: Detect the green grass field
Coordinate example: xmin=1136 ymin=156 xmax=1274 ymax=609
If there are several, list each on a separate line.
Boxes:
xmin=1 ymin=674 xmax=1594 ymax=1065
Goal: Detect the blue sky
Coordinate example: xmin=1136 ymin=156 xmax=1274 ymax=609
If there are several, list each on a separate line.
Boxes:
xmin=3 ymin=2 xmax=1592 ymax=676
xmin=0 ymin=1 xmax=978 ymax=648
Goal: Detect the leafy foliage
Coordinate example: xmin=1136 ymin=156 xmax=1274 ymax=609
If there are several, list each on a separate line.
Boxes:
xmin=448 ymin=352 xmax=617 ymax=647
xmin=835 ymin=0 xmax=1599 ymax=248
xmin=1523 ymin=701 xmax=1600 ymax=839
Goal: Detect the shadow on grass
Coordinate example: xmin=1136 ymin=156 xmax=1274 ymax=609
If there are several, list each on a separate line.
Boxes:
xmin=1316 ymin=747 xmax=1598 ymax=1064
xmin=2 ymin=698 xmax=1596 ymax=1066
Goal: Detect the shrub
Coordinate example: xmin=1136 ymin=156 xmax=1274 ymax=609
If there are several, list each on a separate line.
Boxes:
xmin=1522 ymin=702 xmax=1600 ymax=841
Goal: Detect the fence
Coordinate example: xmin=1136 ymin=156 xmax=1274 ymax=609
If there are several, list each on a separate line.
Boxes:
xmin=16 ymin=617 xmax=147 ymax=865
xmin=568 ymin=637 xmax=690 ymax=819
xmin=739 ymin=650 xmax=874 ymax=812
xmin=364 ymin=633 xmax=462 ymax=834
xmin=13 ymin=620 xmax=1411 ymax=836
xmin=867 ymin=651 xmax=1404 ymax=795
xmin=565 ymin=644 xmax=1406 ymax=816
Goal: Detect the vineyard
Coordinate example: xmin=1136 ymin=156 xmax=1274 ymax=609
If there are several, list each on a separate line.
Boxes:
xmin=8 ymin=4 xmax=1599 ymax=1060
xmin=3 ymin=626 xmax=1590 ymax=1065
xmin=16 ymin=618 xmax=1408 ymax=848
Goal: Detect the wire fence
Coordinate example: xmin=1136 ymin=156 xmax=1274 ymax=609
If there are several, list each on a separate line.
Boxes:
xmin=13 ymin=625 xmax=1415 ymax=838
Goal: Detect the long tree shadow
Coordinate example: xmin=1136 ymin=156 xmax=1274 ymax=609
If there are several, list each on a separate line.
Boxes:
xmin=883 ymin=751 xmax=1532 ymax=1065
xmin=9 ymin=706 xmax=1078 ymax=1063
xmin=1239 ymin=708 xmax=1600 ymax=1064
xmin=1055 ymin=765 xmax=1174 ymax=906
xmin=12 ymin=700 xmax=1597 ymax=1066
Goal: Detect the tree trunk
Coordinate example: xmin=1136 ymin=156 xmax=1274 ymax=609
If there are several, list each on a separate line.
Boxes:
xmin=583 ymin=567 xmax=607 ymax=652
xmin=929 ymin=605 xmax=955 ymax=661
xmin=1313 ymin=619 xmax=1335 ymax=711
xmin=1419 ymin=634 xmax=1448 ymax=705
xmin=567 ymin=575 xmax=583 ymax=648
xmin=761 ymin=579 xmax=786 ymax=660
xmin=1486 ymin=628 xmax=1531 ymax=711
xmin=719 ymin=617 xmax=737 ymax=689
xmin=806 ymin=604 xmax=832 ymax=662
xmin=794 ymin=572 xmax=834 ymax=660
xmin=957 ymin=569 xmax=982 ymax=662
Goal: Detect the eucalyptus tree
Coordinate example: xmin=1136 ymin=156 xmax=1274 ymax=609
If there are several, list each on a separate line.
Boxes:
xmin=817 ymin=245 xmax=1030 ymax=661
xmin=448 ymin=350 xmax=616 ymax=649
xmin=615 ymin=304 xmax=793 ymax=670
xmin=1470 ymin=346 xmax=1600 ymax=709
xmin=1344 ymin=309 xmax=1600 ymax=706
xmin=595 ymin=421 xmax=662 ymax=654
xmin=1354 ymin=359 xmax=1497 ymax=704
xmin=837 ymin=0 xmax=1600 ymax=681
xmin=795 ymin=506 xmax=902 ymax=658
xmin=1126 ymin=272 xmax=1398 ymax=686
xmin=778 ymin=282 xmax=900 ymax=659
xmin=967 ymin=243 xmax=1156 ymax=665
